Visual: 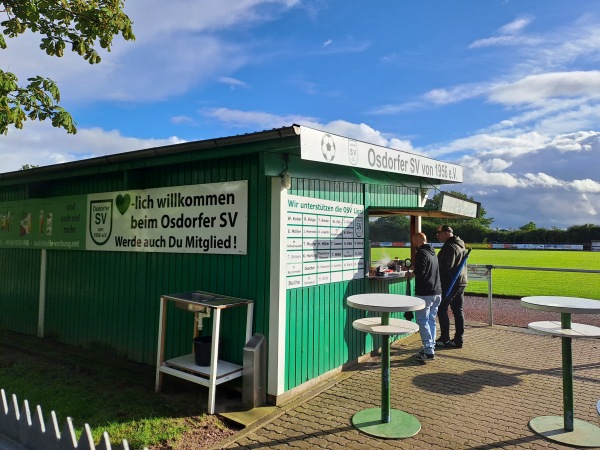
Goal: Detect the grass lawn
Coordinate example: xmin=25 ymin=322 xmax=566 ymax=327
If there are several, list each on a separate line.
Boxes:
xmin=0 ymin=330 xmax=237 ymax=449
xmin=371 ymin=248 xmax=600 ymax=300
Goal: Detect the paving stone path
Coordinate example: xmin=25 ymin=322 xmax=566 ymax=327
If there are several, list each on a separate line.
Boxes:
xmin=216 ymin=325 xmax=600 ymax=449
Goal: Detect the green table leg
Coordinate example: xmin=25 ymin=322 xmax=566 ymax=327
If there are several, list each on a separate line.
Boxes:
xmin=381 ymin=312 xmax=390 ymax=423
xmin=561 ymin=312 xmax=574 ymax=432
xmin=352 ymin=311 xmax=421 ymax=439
xmin=528 ymin=312 xmax=600 ymax=447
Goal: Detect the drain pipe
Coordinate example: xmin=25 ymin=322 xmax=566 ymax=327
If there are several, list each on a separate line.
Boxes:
xmin=195 ymin=309 xmax=211 ymax=331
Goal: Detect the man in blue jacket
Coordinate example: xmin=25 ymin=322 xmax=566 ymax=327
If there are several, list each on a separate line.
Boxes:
xmin=435 ymin=225 xmax=468 ymax=349
xmin=411 ymin=232 xmax=442 ymax=362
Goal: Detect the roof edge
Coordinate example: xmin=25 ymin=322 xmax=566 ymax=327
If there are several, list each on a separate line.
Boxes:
xmin=0 ymin=125 xmax=301 ymax=181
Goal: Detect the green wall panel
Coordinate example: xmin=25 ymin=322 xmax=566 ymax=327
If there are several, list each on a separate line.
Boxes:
xmin=0 ymin=249 xmax=40 ymax=335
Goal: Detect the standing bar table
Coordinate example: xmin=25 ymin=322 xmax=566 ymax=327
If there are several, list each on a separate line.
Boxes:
xmin=347 ymin=293 xmax=424 ymax=439
xmin=521 ymin=296 xmax=600 ymax=448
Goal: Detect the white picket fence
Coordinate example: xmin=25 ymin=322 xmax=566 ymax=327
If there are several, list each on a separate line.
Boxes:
xmin=0 ymin=389 xmax=148 ymax=450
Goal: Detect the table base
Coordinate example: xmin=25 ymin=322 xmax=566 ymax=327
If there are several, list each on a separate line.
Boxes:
xmin=352 ymin=407 xmax=420 ymax=439
xmin=529 ymin=416 xmax=600 ymax=447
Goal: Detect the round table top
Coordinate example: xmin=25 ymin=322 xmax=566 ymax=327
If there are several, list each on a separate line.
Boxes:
xmin=352 ymin=317 xmax=420 ymax=335
xmin=521 ymin=296 xmax=600 ymax=314
xmin=528 ymin=321 xmax=600 ymax=338
xmin=347 ymin=294 xmax=425 ymax=313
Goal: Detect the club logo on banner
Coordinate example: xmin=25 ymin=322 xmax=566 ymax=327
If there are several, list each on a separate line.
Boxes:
xmin=89 ymin=200 xmax=113 ymax=245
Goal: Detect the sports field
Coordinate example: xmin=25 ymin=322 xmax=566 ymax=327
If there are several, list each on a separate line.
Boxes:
xmin=370 ymin=248 xmax=600 ymax=300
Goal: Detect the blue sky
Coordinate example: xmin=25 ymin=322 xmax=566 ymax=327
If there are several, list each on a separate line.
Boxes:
xmin=1 ymin=0 xmax=600 ymax=231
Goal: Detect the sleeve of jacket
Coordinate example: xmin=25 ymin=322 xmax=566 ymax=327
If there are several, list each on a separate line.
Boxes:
xmin=437 ymin=244 xmax=456 ymax=285
xmin=413 ymin=249 xmax=426 ymax=277
xmin=438 ymin=242 xmax=466 ymax=291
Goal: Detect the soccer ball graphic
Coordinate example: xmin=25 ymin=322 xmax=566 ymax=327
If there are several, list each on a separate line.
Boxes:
xmin=321 ymin=134 xmax=336 ymax=161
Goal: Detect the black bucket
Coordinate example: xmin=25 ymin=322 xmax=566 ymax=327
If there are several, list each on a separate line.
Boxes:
xmin=193 ymin=336 xmax=220 ymax=366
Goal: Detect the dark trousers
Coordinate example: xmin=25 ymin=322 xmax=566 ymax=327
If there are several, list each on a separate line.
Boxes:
xmin=438 ymin=285 xmax=466 ymax=344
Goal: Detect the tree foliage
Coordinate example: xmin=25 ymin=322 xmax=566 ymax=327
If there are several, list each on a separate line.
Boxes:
xmin=369 ymin=215 xmax=410 ymax=242
xmin=519 ymin=221 xmax=537 ymax=231
xmin=1 ymin=0 xmax=135 ymax=134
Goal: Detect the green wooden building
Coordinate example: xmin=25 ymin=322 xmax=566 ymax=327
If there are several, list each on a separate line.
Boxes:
xmin=0 ymin=125 xmax=474 ymax=404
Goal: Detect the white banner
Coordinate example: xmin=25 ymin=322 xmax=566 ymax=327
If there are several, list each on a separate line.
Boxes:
xmin=86 ymin=181 xmax=247 ymax=254
xmin=299 ymin=126 xmax=463 ymax=183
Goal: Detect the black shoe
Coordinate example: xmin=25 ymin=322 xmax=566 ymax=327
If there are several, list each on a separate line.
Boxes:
xmin=416 ymin=352 xmax=435 ymax=362
xmin=435 ymin=339 xmax=450 ymax=349
xmin=446 ymin=339 xmax=463 ymax=349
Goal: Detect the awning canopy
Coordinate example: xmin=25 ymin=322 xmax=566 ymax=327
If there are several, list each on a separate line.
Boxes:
xmin=369 ymin=192 xmax=480 ymax=219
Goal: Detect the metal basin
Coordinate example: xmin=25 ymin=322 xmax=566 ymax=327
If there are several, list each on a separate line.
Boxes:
xmin=175 ymin=302 xmax=209 ymax=313
xmin=174 ymin=293 xmax=227 ymax=313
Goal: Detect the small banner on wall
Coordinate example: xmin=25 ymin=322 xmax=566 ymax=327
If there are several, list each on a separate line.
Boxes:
xmin=0 ymin=181 xmax=248 ymax=255
xmin=0 ymin=196 xmax=87 ymax=250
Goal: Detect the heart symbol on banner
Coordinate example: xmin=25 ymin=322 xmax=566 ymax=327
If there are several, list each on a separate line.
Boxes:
xmin=115 ymin=194 xmax=131 ymax=215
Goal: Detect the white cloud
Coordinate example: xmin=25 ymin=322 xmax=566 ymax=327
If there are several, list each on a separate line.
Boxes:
xmin=499 ymin=16 xmax=534 ymax=35
xmin=423 ymin=83 xmax=489 ymax=105
xmin=367 ymin=101 xmax=423 ymax=115
xmin=482 ymin=158 xmax=512 ymax=172
xmin=315 ymin=120 xmax=414 ymax=151
xmin=469 ymin=35 xmax=542 ymax=49
xmin=308 ymin=41 xmax=371 ymax=55
xmin=432 ymin=131 xmax=549 ymax=159
xmin=522 ymin=172 xmax=564 ymax=188
xmin=0 ymin=122 xmax=185 ymax=172
xmin=217 ymin=77 xmax=250 ymax=88
xmin=0 ymin=0 xmax=303 ymax=104
xmin=124 ymin=0 xmax=302 ymax=40
xmin=572 ymin=179 xmax=600 ymax=193
xmin=469 ymin=16 xmax=539 ymax=48
xmin=171 ymin=116 xmax=195 ymax=125
xmin=489 ymin=71 xmax=600 ymax=106
xmin=447 ymin=130 xmax=600 ymax=228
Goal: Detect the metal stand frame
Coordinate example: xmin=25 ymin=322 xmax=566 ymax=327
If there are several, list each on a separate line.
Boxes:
xmin=155 ymin=292 xmax=253 ymax=414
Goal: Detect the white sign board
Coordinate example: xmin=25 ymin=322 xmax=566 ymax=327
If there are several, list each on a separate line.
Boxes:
xmin=439 ymin=193 xmax=479 ymax=218
xmin=299 ymin=126 xmax=463 ymax=183
xmin=467 ymin=264 xmax=489 ymax=281
xmin=285 ymin=195 xmax=364 ymax=289
xmin=86 ymin=181 xmax=247 ymax=254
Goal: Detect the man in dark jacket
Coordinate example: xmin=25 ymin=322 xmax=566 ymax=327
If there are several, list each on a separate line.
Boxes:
xmin=435 ymin=225 xmax=468 ymax=349
xmin=411 ymin=232 xmax=442 ymax=362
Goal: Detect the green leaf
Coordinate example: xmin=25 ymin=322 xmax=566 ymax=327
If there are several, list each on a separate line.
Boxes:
xmin=1 ymin=0 xmax=134 ymax=134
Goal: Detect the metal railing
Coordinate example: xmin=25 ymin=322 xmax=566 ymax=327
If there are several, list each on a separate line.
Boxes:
xmin=466 ymin=264 xmax=600 ymax=326
xmin=0 ymin=389 xmax=147 ymax=450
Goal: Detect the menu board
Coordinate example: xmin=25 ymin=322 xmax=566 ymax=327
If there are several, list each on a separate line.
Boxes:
xmin=285 ymin=195 xmax=364 ymax=290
